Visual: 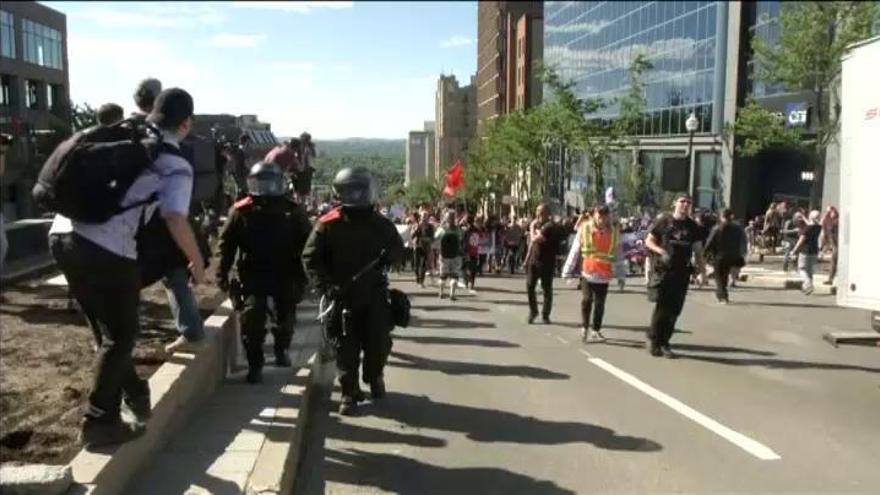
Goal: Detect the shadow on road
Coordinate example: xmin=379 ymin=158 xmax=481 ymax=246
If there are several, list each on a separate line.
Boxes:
xmin=394 ymin=334 xmax=520 ymax=348
xmin=369 ymin=392 xmax=662 ymax=451
xmin=479 ymin=298 xmax=526 ymax=306
xmin=389 ymin=351 xmax=570 ymax=380
xmin=673 ymin=343 xmax=776 ymax=356
xmin=678 ymin=354 xmax=880 ymax=374
xmin=418 ymin=305 xmax=490 ymax=312
xmin=323 ymin=448 xmax=577 ymax=494
xmin=411 ymin=317 xmax=496 ymax=329
xmin=736 ymin=300 xmax=839 ymax=309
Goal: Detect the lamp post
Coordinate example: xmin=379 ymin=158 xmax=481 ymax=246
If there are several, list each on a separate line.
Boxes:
xmin=685 ymin=112 xmax=700 ymax=158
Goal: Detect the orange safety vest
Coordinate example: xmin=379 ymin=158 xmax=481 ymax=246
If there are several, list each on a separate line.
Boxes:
xmin=580 ymin=221 xmax=619 ymax=279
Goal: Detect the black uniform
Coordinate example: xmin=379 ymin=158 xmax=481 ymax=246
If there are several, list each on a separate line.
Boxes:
xmin=646 ymin=214 xmax=701 ymax=352
xmin=302 ymin=206 xmax=404 ymax=401
xmin=218 ymin=195 xmax=311 ymax=375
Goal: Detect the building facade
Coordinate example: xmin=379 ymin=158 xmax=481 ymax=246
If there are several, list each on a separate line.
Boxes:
xmin=435 ymin=74 xmax=476 ymax=179
xmin=0 ymin=1 xmax=69 ymax=220
xmin=545 ymin=1 xmax=877 ymax=218
xmin=477 ymin=1 xmax=543 ymax=134
xmin=405 ymin=124 xmax=435 ymax=186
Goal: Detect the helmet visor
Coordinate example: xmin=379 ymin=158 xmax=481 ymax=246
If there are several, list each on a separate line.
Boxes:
xmin=247 ymin=176 xmax=287 ymax=196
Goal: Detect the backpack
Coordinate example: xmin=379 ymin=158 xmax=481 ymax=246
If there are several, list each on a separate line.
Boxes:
xmin=440 ymin=228 xmax=460 ymax=258
xmin=32 ymin=119 xmax=163 ymax=223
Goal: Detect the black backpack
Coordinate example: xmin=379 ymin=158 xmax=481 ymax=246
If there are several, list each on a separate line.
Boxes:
xmin=32 ymin=119 xmax=163 ymax=223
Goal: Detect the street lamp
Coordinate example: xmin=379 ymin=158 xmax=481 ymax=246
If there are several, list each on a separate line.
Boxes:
xmin=685 ymin=111 xmax=700 ymax=158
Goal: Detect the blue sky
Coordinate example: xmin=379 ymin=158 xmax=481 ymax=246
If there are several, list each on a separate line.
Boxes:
xmin=43 ymin=1 xmax=477 ymax=139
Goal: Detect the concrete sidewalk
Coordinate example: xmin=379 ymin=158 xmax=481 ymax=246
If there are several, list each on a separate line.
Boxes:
xmin=127 ymin=307 xmax=322 ymax=495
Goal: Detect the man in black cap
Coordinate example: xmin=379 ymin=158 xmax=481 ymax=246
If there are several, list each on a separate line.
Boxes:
xmin=55 ymin=87 xmax=204 ymax=448
xmin=644 ymin=193 xmax=706 ymax=358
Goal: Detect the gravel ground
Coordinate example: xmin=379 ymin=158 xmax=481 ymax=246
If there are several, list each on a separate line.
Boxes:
xmin=0 ymin=260 xmax=223 ymax=465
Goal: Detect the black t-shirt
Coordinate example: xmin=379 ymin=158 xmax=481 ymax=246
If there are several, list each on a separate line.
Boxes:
xmin=412 ymin=223 xmax=435 ymax=249
xmin=650 ymin=216 xmax=700 ymax=274
xmin=531 ymin=221 xmax=562 ymax=266
xmin=802 ymin=224 xmax=822 ymax=255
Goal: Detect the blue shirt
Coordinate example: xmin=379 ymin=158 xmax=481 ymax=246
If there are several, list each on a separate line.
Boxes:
xmin=73 ymin=132 xmax=193 ymax=260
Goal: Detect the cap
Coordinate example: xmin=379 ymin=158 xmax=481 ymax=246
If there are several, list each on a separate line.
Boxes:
xmin=147 ymin=88 xmax=194 ymax=130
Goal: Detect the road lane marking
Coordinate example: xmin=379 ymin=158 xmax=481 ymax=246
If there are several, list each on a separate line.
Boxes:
xmin=556 ymin=335 xmax=569 ymax=344
xmin=580 ymin=351 xmax=781 ymax=461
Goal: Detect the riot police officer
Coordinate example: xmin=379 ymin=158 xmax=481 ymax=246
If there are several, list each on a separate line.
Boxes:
xmin=218 ymin=162 xmax=312 ymax=383
xmin=302 ymin=167 xmax=404 ymax=415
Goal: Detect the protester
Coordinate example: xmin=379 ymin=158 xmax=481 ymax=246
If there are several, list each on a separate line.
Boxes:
xmin=525 ymin=204 xmax=560 ymax=324
xmin=129 ymin=79 xmax=206 ymax=355
xmin=563 ymin=205 xmax=621 ymax=342
xmin=821 ymin=206 xmax=839 ymax=286
xmin=435 ymin=211 xmax=463 ymax=301
xmin=780 ymin=211 xmax=805 ymax=272
xmin=503 ymin=216 xmax=524 ymax=274
xmin=644 ymin=193 xmax=706 ymax=358
xmin=763 ymin=202 xmax=781 ymax=254
xmin=411 ymin=212 xmax=435 ymax=288
xmin=96 ymin=103 xmax=124 ymax=126
xmin=463 ymin=215 xmax=482 ymax=293
xmin=793 ymin=210 xmax=822 ymax=295
xmin=53 ymin=88 xmax=203 ymax=447
xmin=703 ymin=208 xmax=747 ymax=304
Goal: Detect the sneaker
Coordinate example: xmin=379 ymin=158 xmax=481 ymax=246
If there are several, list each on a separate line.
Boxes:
xmin=338 ymin=396 xmax=357 ymax=416
xmin=589 ymin=330 xmax=606 ymax=342
xmin=648 ymin=345 xmax=662 ymax=357
xmin=122 ymin=394 xmax=151 ymax=424
xmin=164 ymin=336 xmax=204 ymax=355
xmin=660 ymin=346 xmax=677 ymax=359
xmin=246 ymin=368 xmax=263 ymax=384
xmin=80 ymin=418 xmax=145 ymax=449
xmin=274 ymin=351 xmax=292 ymax=367
xmin=469 ymin=288 xmax=478 ymax=295
xmin=580 ymin=328 xmax=588 ymax=342
xmin=542 ymin=315 xmax=551 ymax=325
xmin=370 ymin=377 xmax=386 ymax=399
xmin=527 ymin=313 xmax=537 ymax=324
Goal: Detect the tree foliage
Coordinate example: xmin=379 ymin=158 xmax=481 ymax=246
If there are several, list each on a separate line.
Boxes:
xmin=747 ymin=1 xmax=877 ymax=205
xmin=725 ymin=99 xmax=803 ymax=157
xmin=312 ymin=138 xmax=405 ymax=200
xmin=71 ymin=102 xmax=98 ymax=131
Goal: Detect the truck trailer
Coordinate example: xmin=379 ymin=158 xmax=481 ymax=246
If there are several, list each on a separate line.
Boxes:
xmin=827 ymin=36 xmax=880 ymax=346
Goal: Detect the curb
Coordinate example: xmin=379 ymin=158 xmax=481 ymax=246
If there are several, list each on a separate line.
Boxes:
xmin=244 ymin=349 xmax=331 ymax=495
xmin=66 ymin=300 xmax=240 ymax=495
xmin=739 ymin=274 xmax=836 ymax=295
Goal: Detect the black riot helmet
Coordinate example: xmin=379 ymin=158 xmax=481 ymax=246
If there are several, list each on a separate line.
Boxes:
xmin=333 ymin=167 xmax=378 ymax=207
xmin=247 ymin=161 xmax=287 ymax=197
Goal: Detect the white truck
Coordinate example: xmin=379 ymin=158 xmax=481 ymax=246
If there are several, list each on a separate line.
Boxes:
xmin=830 ymin=35 xmax=880 ymax=345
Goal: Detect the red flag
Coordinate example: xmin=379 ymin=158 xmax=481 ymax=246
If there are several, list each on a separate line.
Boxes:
xmin=443 ymin=160 xmax=464 ymax=197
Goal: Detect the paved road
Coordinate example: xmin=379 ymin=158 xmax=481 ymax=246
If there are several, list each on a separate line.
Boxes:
xmin=297 ymin=274 xmax=879 ymax=494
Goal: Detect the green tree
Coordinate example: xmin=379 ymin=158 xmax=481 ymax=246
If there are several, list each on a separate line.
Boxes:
xmin=725 ymin=99 xmax=803 ymax=157
xmin=750 ymin=1 xmax=877 ymax=206
xmin=402 ymin=177 xmax=442 ymax=207
xmin=614 ymin=52 xmax=654 ymax=210
xmin=71 ymin=102 xmax=97 ymax=131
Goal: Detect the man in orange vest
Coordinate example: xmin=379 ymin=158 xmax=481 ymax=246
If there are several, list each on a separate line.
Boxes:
xmin=563 ymin=205 xmax=621 ymax=343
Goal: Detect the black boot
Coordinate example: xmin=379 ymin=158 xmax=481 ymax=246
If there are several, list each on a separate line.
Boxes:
xmin=246 ymin=367 xmax=263 ymax=384
xmin=80 ymin=417 xmax=145 ymax=449
xmin=370 ymin=376 xmax=386 ymax=399
xmin=274 ymin=350 xmax=292 ymax=367
xmin=122 ymin=394 xmax=151 ymax=423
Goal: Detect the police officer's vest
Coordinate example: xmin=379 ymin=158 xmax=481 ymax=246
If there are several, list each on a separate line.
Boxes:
xmin=580 ymin=221 xmax=618 ymax=280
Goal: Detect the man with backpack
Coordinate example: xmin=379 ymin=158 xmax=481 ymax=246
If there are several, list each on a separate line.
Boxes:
xmin=435 ymin=211 xmax=464 ymax=301
xmin=39 ymin=88 xmax=204 ymax=448
xmin=129 ymin=78 xmax=207 ymax=354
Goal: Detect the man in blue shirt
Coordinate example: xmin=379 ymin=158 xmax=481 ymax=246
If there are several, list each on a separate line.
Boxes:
xmin=55 ymin=88 xmax=204 ymax=448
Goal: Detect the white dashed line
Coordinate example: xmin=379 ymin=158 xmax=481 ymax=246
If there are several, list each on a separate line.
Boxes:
xmin=579 ymin=351 xmax=781 ymax=461
xmin=555 ymin=335 xmax=569 ymax=344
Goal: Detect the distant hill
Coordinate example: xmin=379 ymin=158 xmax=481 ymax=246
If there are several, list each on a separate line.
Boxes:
xmin=309 ymin=138 xmax=406 ymax=192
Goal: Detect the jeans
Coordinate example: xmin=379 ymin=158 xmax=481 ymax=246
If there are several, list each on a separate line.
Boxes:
xmin=714 ymin=259 xmax=733 ymax=302
xmin=581 ymin=282 xmax=609 ymax=331
xmin=162 ymin=266 xmax=205 ymax=342
xmin=798 ymin=254 xmax=817 ymax=293
xmin=57 ymin=233 xmax=149 ymax=421
xmin=526 ymin=264 xmax=554 ymax=318
xmin=648 ymin=273 xmax=689 ymax=349
xmin=782 ymin=240 xmax=795 ymax=271
xmin=414 ymin=247 xmax=429 ymax=285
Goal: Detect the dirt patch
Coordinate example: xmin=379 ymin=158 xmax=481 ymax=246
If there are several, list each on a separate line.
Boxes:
xmin=0 ymin=261 xmax=224 ymax=465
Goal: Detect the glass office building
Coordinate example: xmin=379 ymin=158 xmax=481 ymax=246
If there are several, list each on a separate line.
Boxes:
xmin=545 ymin=1 xmax=723 ymax=136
